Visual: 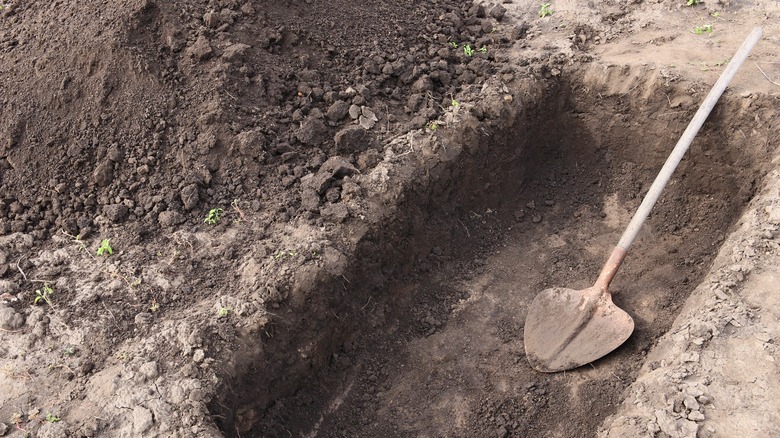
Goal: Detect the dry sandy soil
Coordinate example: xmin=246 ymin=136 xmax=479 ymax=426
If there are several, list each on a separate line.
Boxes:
xmin=0 ymin=0 xmax=778 ymax=437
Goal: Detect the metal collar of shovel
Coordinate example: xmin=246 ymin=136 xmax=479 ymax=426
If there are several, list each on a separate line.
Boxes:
xmin=524 ymin=27 xmax=764 ymax=373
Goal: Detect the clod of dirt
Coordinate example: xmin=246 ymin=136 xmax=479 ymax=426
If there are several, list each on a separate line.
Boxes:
xmin=0 ymin=306 xmax=24 ymax=330
xmin=335 ymin=126 xmax=368 ymax=153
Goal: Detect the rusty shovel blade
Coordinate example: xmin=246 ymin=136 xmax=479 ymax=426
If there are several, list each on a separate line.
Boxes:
xmin=524 ymin=286 xmax=634 ymax=372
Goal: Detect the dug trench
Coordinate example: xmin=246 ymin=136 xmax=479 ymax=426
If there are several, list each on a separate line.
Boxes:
xmin=210 ymin=68 xmax=770 ymax=437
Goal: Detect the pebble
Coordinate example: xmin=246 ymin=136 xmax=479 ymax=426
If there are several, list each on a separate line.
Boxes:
xmin=688 ymin=411 xmax=705 ymax=421
xmin=348 ymin=104 xmax=361 ymax=119
xmin=326 ymin=100 xmax=350 ymax=121
xmin=532 ymin=215 xmax=542 ymax=223
xmin=133 ymin=406 xmax=154 ymax=433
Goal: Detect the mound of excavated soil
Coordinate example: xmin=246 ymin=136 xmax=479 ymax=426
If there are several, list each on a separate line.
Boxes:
xmin=1 ymin=0 xmax=779 ymax=437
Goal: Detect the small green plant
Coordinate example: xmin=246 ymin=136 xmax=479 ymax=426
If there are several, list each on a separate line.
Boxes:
xmin=45 ymin=412 xmax=60 ymax=423
xmin=449 ymin=41 xmax=458 ymax=48
xmin=686 ymin=0 xmax=700 ymax=5
xmin=710 ymin=11 xmax=720 ymax=17
xmin=693 ymin=23 xmax=713 ymax=34
xmin=204 ymin=207 xmax=224 ymax=225
xmin=34 ymin=284 xmax=54 ymax=308
xmin=150 ymin=299 xmax=159 ymax=312
xmin=63 ymin=345 xmax=76 ymax=356
xmin=97 ymin=239 xmax=113 ymax=256
xmin=539 ymin=3 xmax=553 ymax=17
xmin=463 ymin=44 xmax=475 ymax=56
xmin=451 ymin=99 xmax=460 ymax=107
xmin=426 ymin=121 xmax=439 ymax=131
xmin=477 ymin=47 xmax=487 ymax=53
xmin=273 ymin=250 xmax=297 ymax=261
xmin=217 ymin=307 xmax=231 ymax=318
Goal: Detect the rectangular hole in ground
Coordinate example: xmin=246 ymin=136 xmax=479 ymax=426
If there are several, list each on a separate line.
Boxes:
xmin=211 ymin=71 xmax=769 ymax=437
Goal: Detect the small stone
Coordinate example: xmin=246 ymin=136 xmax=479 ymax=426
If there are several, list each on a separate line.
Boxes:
xmin=683 ymin=395 xmax=700 ymax=411
xmin=326 ymin=100 xmax=350 ymax=121
xmin=361 ymin=106 xmax=378 ymax=122
xmin=187 ymin=35 xmax=213 ymax=62
xmin=334 ymin=126 xmax=368 ymax=153
xmin=359 ymin=115 xmax=376 ymax=130
xmin=497 ymin=425 xmax=509 ymax=438
xmin=688 ymin=411 xmax=705 ymax=421
xmin=544 ymin=200 xmax=554 ymax=206
xmin=489 ymin=4 xmax=507 ymax=20
xmin=295 ymin=117 xmax=328 ymax=146
xmin=348 ymin=104 xmax=361 ymax=120
xmin=532 ymin=215 xmax=542 ymax=223
xmin=526 ymin=201 xmax=536 ymax=209
xmin=93 ymin=161 xmax=114 ymax=187
xmin=133 ymin=406 xmax=154 ymax=433
xmin=766 ymin=205 xmax=780 ymax=224
xmin=193 ymin=349 xmax=205 ymax=363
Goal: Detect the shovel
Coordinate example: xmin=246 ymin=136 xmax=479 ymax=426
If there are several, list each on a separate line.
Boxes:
xmin=524 ymin=27 xmax=763 ymax=373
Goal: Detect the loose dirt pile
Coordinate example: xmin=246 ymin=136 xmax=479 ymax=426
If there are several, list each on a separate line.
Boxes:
xmin=1 ymin=0 xmax=778 ymax=437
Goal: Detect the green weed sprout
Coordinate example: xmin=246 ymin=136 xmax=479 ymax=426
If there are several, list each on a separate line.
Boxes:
xmin=204 ymin=208 xmax=224 ymax=225
xmin=273 ymin=250 xmax=297 ymax=261
xmin=427 ymin=121 xmax=439 ymax=131
xmin=693 ymin=24 xmax=713 ymax=34
xmin=449 ymin=41 xmax=458 ymax=48
xmin=34 ymin=284 xmax=54 ymax=308
xmin=45 ymin=412 xmax=60 ymax=423
xmin=217 ymin=307 xmax=231 ymax=318
xmin=539 ymin=3 xmax=553 ymax=17
xmin=463 ymin=44 xmax=475 ymax=56
xmin=97 ymin=239 xmax=113 ymax=256
xmin=451 ymin=99 xmax=460 ymax=107
xmin=686 ymin=0 xmax=700 ymax=5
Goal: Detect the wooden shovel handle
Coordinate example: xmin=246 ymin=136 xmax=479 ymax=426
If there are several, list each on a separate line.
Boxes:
xmin=595 ymin=246 xmax=627 ymax=291
xmin=596 ymin=27 xmax=763 ymax=292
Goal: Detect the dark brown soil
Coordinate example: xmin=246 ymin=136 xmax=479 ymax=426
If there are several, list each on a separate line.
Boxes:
xmin=0 ymin=0 xmax=775 ymax=437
